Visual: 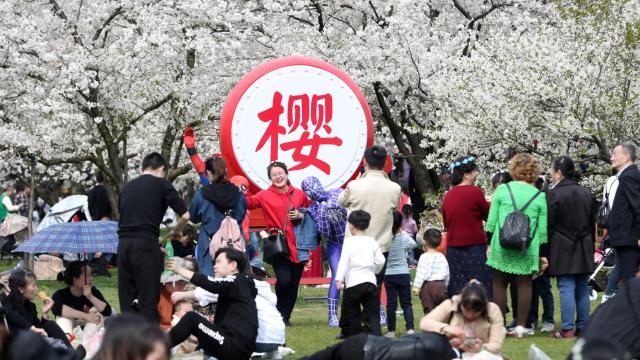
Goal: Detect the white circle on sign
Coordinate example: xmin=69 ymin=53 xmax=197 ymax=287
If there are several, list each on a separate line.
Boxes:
xmin=230 ymin=64 xmax=370 ymax=190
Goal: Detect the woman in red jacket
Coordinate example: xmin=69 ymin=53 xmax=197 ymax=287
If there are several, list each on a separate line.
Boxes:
xmin=246 ymin=161 xmax=310 ymax=325
xmin=442 ymin=156 xmax=491 ymax=297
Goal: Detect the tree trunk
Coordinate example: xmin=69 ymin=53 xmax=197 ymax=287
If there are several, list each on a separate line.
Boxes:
xmin=373 ymin=82 xmax=440 ymax=196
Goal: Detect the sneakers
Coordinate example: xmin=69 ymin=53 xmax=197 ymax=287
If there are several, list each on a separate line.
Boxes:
xmin=507 ymin=325 xmax=534 ymax=337
xmin=508 ymin=325 xmax=531 ymax=338
xmin=601 ymin=293 xmax=615 ymax=304
xmin=540 ymin=322 xmax=555 ymax=333
xmin=385 ymin=331 xmax=396 ymax=338
xmin=406 ymin=329 xmax=415 ymax=335
xmin=553 ymin=329 xmax=574 ymax=338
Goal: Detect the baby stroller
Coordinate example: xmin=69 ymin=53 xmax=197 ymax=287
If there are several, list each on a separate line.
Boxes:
xmin=587 ymin=235 xmax=616 ymax=301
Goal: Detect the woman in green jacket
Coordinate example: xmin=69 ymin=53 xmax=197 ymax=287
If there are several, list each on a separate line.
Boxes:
xmin=485 ymin=153 xmax=548 ymax=338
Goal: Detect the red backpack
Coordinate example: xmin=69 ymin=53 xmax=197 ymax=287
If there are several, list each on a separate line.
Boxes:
xmin=209 ymin=214 xmax=245 ymax=257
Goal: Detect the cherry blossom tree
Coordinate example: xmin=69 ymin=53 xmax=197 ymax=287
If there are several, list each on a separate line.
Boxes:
xmin=2 ymin=0 xmax=638 ymax=216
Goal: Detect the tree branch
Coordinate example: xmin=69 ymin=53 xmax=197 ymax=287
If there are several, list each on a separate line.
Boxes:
xmin=452 ymin=0 xmax=472 ymax=20
xmin=48 ymin=0 xmax=84 ymax=47
xmin=93 ymin=6 xmax=124 ymax=42
xmin=113 ymin=92 xmax=173 ymax=144
xmin=288 ymin=15 xmax=314 ymax=27
xmin=311 ymin=0 xmax=324 ymax=33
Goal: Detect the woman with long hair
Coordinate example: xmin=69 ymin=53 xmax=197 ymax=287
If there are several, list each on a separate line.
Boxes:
xmin=441 ymin=156 xmax=491 ymax=296
xmin=246 ymin=161 xmax=310 ymax=325
xmin=183 ymin=156 xmax=246 ymax=276
xmin=0 ymin=269 xmax=73 ymax=349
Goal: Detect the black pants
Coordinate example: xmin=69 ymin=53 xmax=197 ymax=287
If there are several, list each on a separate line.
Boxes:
xmin=384 ymin=274 xmax=414 ymax=332
xmin=117 ymin=238 xmax=163 ymax=322
xmin=170 ymin=312 xmax=253 ymax=360
xmin=339 ymin=253 xmax=388 ymax=334
xmin=342 ymin=282 xmax=381 ymax=337
xmin=272 ymin=256 xmax=304 ymax=321
xmin=615 ymin=245 xmax=640 ymax=282
xmin=41 ymin=320 xmax=72 ymax=348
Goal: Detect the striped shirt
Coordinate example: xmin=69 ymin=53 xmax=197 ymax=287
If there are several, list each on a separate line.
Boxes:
xmin=413 ymin=252 xmax=450 ymax=289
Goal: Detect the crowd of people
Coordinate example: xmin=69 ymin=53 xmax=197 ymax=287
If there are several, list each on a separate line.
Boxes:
xmin=0 ymin=138 xmax=639 ymax=360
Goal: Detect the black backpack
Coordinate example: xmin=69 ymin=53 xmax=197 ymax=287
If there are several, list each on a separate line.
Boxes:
xmin=499 ymin=183 xmax=542 ymax=253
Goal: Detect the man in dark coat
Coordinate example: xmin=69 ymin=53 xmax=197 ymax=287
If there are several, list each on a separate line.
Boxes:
xmin=607 ymin=142 xmax=640 ymax=282
xmin=579 ymin=269 xmax=640 ymax=358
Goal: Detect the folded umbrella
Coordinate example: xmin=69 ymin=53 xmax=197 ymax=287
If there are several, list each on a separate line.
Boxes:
xmin=15 ymin=221 xmax=118 ymax=254
xmin=0 ymin=214 xmax=31 ymax=237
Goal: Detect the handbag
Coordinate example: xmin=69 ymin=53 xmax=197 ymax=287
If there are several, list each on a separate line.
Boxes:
xmin=596 ymin=177 xmax=618 ymax=228
xmin=262 ymin=193 xmax=293 ymax=264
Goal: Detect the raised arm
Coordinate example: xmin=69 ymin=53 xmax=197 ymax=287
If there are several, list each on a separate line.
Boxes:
xmin=183 ymin=128 xmax=209 ymax=185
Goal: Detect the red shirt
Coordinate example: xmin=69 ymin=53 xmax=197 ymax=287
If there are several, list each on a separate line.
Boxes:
xmin=441 ymin=185 xmax=490 ymax=247
xmin=246 ymin=185 xmax=310 ymax=263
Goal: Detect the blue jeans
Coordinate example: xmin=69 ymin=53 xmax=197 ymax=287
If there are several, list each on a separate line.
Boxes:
xmin=527 ymin=274 xmax=554 ymax=327
xmin=383 ymin=274 xmax=414 ymax=332
xmin=249 ymin=232 xmax=262 ymax=268
xmin=557 ymin=274 xmax=590 ymax=331
xmin=604 ymin=252 xmax=622 ymax=295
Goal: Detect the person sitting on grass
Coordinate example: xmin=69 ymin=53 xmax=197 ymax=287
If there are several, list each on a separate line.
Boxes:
xmin=335 ymin=210 xmax=386 ymax=337
xmin=52 ymin=261 xmax=112 ymax=339
xmin=171 ymin=224 xmax=197 ymax=258
xmin=165 ymin=247 xmax=258 ymax=360
xmin=171 ymin=265 xmax=286 ymax=358
xmin=0 ymin=269 xmax=83 ymax=355
xmin=420 ymin=281 xmax=505 ymax=359
xmin=412 ymin=229 xmax=450 ymax=315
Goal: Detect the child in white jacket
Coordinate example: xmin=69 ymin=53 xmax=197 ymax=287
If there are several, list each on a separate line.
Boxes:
xmin=335 ymin=210 xmax=386 ymax=337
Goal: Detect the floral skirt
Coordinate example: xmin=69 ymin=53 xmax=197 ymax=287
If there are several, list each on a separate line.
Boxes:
xmin=446 ymin=244 xmax=493 ymax=298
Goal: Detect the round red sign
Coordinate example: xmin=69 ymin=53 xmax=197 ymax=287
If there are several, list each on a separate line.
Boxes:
xmin=220 ymin=56 xmax=373 ymax=192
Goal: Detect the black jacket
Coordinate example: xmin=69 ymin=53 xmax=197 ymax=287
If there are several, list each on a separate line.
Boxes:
xmin=608 ymin=165 xmax=640 ymax=247
xmin=580 ymin=277 xmax=640 ymax=358
xmin=546 ymin=179 xmax=596 ymax=276
xmin=190 ymin=272 xmax=258 ymax=350
xmin=0 ymin=295 xmax=43 ymax=334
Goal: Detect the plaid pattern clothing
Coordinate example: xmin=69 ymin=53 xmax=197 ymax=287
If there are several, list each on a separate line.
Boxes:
xmin=13 ymin=192 xmax=28 ymax=216
xmin=16 ymin=221 xmax=118 ymax=254
xmin=302 ymin=177 xmax=347 ymax=244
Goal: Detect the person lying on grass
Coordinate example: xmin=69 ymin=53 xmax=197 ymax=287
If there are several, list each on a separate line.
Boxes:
xmin=164 ymin=247 xmax=258 ymax=360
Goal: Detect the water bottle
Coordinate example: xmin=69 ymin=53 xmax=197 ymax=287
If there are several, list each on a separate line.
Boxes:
xmin=164 ymin=239 xmax=174 ymax=276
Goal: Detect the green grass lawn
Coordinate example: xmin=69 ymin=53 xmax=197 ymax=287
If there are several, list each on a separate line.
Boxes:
xmin=1 ymin=259 xmax=586 ymax=359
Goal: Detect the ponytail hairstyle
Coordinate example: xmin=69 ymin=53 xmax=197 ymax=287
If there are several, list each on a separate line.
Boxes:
xmin=401 ymin=204 xmax=413 ymax=219
xmin=449 ymin=156 xmax=477 ymax=186
xmin=392 ymin=211 xmax=403 ymax=236
xmin=457 ymin=281 xmax=489 ymax=319
xmin=205 ymin=156 xmax=229 ymax=184
xmin=61 ymin=261 xmax=85 ymax=286
xmin=551 ymin=156 xmax=578 ymax=181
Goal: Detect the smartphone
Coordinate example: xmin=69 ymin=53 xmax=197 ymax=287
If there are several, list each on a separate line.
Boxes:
xmin=463 ymin=337 xmax=477 ymax=346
